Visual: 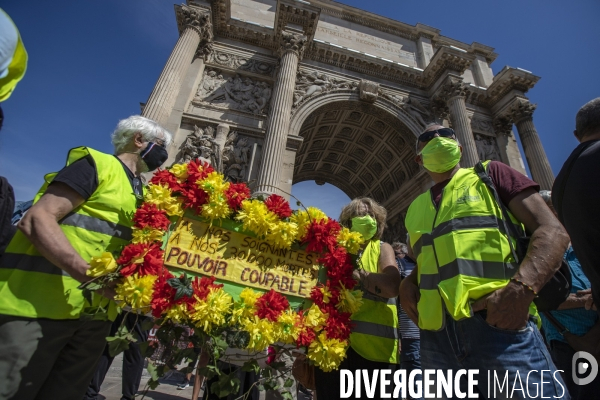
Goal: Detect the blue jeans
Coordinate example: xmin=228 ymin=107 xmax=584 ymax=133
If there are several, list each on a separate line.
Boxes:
xmin=400 ymin=338 xmax=423 ymax=400
xmin=420 ymin=312 xmax=570 ymax=399
xmin=549 ymin=340 xmax=600 ymax=400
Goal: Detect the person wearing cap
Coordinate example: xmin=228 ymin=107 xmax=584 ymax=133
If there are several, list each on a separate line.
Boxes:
xmin=0 ymin=116 xmax=171 ymax=400
xmin=401 ymin=124 xmax=570 ymax=398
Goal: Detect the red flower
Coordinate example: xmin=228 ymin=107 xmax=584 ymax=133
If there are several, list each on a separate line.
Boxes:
xmin=151 ymin=270 xmax=176 ymax=318
xmin=192 ymin=275 xmax=224 ymax=301
xmin=255 ymin=289 xmax=290 ymax=321
xmin=323 ymin=308 xmax=353 ymax=340
xmin=149 ymin=169 xmax=180 ymax=192
xmin=310 ymin=282 xmax=340 ymax=308
xmin=264 ymin=194 xmax=293 ymax=219
xmin=118 ymin=243 xmax=164 ymax=277
xmin=266 ymin=346 xmax=277 ymax=365
xmin=304 ymin=219 xmax=341 ymax=254
xmin=296 ymin=326 xmax=316 ymax=347
xmin=133 ymin=203 xmax=171 ymax=230
xmin=187 ymin=159 xmax=214 ymax=183
xmin=179 ymin=185 xmax=209 ymax=212
xmin=224 ymin=183 xmax=250 ymax=211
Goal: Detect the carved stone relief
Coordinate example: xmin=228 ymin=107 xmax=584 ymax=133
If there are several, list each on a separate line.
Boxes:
xmin=359 ymin=79 xmax=379 ymax=103
xmin=292 ymin=69 xmax=358 ymax=110
xmin=383 ymin=212 xmax=408 ymax=244
xmin=474 ymin=134 xmax=501 ymax=162
xmin=222 ymin=133 xmax=253 ymax=182
xmin=177 ymin=125 xmax=254 ymax=182
xmin=471 ymin=117 xmax=495 ymax=135
xmin=206 ymin=50 xmax=275 ymax=76
xmin=177 ymin=124 xmax=218 ymax=165
xmin=192 ymin=69 xmax=272 ymax=115
xmin=379 ymin=91 xmax=435 ymax=127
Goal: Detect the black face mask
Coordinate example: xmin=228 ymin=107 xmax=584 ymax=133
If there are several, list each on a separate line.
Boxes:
xmin=140 ymin=142 xmax=168 ymax=171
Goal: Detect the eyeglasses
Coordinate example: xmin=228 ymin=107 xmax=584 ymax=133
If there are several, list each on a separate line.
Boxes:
xmin=415 ymin=128 xmax=456 ymax=154
xmin=418 ymin=128 xmax=456 ymax=143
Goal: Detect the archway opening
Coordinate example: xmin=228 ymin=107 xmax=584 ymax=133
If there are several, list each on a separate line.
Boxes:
xmin=290 ymin=181 xmax=350 ymax=219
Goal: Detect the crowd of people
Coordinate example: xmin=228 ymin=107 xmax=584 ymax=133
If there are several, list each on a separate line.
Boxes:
xmin=1 ymin=6 xmax=600 ymax=400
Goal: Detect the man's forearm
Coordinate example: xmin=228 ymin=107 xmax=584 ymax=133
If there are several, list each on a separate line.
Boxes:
xmin=513 ymin=223 xmax=569 ymax=294
xmin=19 ymin=212 xmax=90 ymax=282
xmin=359 ymin=270 xmax=400 ymax=298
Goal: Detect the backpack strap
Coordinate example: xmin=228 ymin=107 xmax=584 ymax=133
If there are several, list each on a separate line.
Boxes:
xmin=474 ymin=161 xmax=522 ymax=263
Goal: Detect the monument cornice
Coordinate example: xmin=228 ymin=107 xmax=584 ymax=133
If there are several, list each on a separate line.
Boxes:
xmin=423 ymin=46 xmax=474 ymax=88
xmin=485 ymin=66 xmax=540 ymax=107
xmin=303 ymin=41 xmax=426 ymax=89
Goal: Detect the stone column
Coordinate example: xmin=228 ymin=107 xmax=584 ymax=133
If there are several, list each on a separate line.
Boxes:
xmin=142 ymin=7 xmax=212 ymax=126
xmin=254 ymin=32 xmax=307 ymax=196
xmin=512 ymin=101 xmax=554 ymax=189
xmin=440 ymin=78 xmax=479 ymax=167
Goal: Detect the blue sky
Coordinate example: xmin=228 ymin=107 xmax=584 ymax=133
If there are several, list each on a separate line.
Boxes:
xmin=1 ymin=0 xmax=599 ymax=219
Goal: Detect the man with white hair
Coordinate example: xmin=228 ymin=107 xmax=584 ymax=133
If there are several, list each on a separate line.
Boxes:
xmin=0 ymin=115 xmax=172 ymax=400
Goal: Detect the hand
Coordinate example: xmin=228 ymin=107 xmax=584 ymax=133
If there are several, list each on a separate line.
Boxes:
xmin=399 ymin=277 xmax=420 ymax=325
xmin=95 ymin=280 xmax=117 ymax=300
xmin=578 ymin=289 xmax=597 ymax=311
xmin=471 ymin=281 xmax=535 ymax=330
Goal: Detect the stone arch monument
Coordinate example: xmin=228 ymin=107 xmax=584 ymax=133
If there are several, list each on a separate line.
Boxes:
xmin=141 ymin=0 xmax=554 ymax=242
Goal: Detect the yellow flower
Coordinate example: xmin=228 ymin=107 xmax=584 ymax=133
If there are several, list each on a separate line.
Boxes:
xmin=231 ymin=288 xmax=260 ymax=324
xmin=239 ymin=287 xmax=260 ymax=307
xmin=336 ymin=285 xmax=364 ymax=315
xmin=336 ymin=227 xmax=364 ymax=255
xmin=277 ymin=309 xmax=301 ymax=344
xmin=170 ymin=163 xmax=189 ymax=180
xmin=200 ymin=194 xmax=232 ymax=220
xmin=320 ymin=285 xmax=332 ymax=304
xmin=131 ymin=228 xmax=164 ymax=244
xmin=290 ymin=207 xmax=328 ymax=241
xmin=265 ymin=221 xmax=298 ymax=250
xmin=198 ymin=171 xmax=230 ymax=194
xmin=307 ymin=333 xmax=348 ymax=372
xmin=303 ymin=304 xmax=328 ymax=330
xmin=243 ymin=316 xmax=279 ymax=351
xmin=165 ymin=302 xmax=190 ymax=324
xmin=114 ymin=274 xmax=157 ymax=312
xmin=145 ymin=184 xmax=183 ymax=217
xmin=87 ymin=252 xmax=118 ymax=277
xmin=236 ymin=199 xmax=279 ymax=238
xmin=190 ymin=288 xmax=233 ymax=332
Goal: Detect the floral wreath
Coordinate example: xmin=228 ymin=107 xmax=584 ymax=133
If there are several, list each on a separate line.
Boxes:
xmin=85 ymin=159 xmax=365 ymax=384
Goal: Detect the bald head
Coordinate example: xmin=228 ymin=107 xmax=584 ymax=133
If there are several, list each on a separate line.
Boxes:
xmin=575 ymin=97 xmax=600 ymax=141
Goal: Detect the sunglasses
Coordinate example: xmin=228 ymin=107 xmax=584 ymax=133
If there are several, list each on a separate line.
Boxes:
xmin=417 ymin=128 xmax=456 ymax=143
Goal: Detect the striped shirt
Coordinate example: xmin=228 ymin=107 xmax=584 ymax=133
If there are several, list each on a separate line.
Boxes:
xmin=396 ymin=256 xmax=420 ymax=339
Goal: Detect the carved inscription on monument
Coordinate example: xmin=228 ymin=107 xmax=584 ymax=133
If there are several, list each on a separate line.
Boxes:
xmin=314 ymin=17 xmax=417 ymax=65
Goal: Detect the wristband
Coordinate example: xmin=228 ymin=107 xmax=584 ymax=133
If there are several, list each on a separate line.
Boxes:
xmin=510 ymin=277 xmax=538 ymax=296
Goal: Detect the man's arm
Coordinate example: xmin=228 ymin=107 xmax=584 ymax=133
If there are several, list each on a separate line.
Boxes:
xmin=354 ymin=242 xmax=400 ymax=298
xmin=18 ymin=182 xmax=91 ymax=283
xmin=473 ymin=188 xmax=569 ymax=329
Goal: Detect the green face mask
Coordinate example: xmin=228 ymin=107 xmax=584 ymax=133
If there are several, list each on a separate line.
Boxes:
xmin=420 ymin=136 xmax=461 ymax=173
xmin=350 ymin=215 xmax=377 ymax=240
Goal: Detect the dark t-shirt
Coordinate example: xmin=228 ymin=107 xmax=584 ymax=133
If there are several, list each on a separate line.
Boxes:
xmin=552 ymin=139 xmax=600 ymax=309
xmin=430 ymin=161 xmax=540 ymax=207
xmin=51 ymin=155 xmax=135 ymax=200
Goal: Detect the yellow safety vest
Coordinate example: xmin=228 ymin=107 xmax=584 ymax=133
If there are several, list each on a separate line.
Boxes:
xmin=405 ymin=161 xmax=537 ymax=331
xmin=0 ymin=147 xmax=137 ymax=320
xmin=349 ymin=239 xmax=399 ymax=364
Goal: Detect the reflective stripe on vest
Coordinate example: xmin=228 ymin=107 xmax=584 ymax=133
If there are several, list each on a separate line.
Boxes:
xmin=60 ymin=212 xmax=133 ymax=241
xmin=405 ymin=161 xmax=533 ymax=331
xmin=0 ymin=147 xmax=136 ymax=320
xmin=349 ymin=240 xmax=399 ymax=364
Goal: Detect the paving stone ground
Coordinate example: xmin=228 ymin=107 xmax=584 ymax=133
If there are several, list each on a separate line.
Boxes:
xmin=97 ymin=354 xmax=312 ymax=400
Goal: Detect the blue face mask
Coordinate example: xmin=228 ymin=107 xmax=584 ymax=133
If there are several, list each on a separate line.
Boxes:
xmin=350 ymin=215 xmax=378 ymax=240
